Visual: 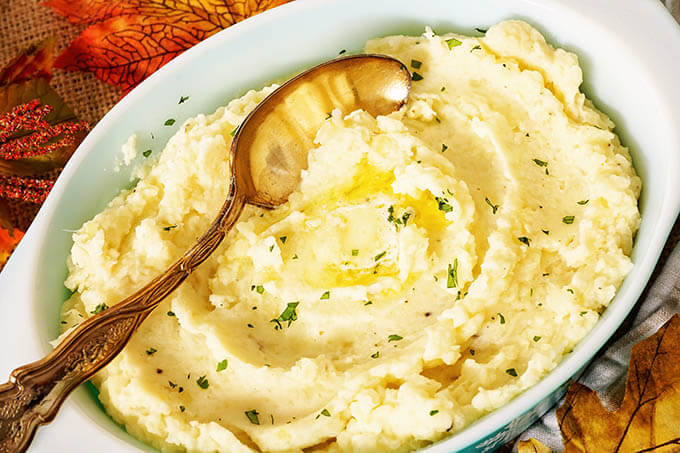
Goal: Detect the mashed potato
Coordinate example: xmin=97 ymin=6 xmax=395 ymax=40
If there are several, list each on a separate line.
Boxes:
xmin=59 ymin=21 xmax=640 ymax=452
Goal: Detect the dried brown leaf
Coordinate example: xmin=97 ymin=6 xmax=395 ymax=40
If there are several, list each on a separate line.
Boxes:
xmin=557 ymin=314 xmax=680 ymax=452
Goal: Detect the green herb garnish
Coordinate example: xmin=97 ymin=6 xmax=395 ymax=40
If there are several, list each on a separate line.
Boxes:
xmin=179 ymin=405 xmax=185 ymax=412
xmin=475 ymin=27 xmax=488 ymax=34
xmin=163 ymin=225 xmax=177 ymax=231
xmin=91 ymin=303 xmax=108 ymax=314
xmin=580 ymin=311 xmax=588 ymax=316
xmin=533 ymin=336 xmax=542 ymax=342
xmin=280 ymin=236 xmax=287 ymax=243
xmin=518 ymin=236 xmax=531 ymax=246
xmin=320 ymin=408 xmax=331 ymax=417
xmin=320 ymin=291 xmax=330 ymax=300
xmin=471 ymin=45 xmax=481 ymax=51
xmin=256 ymin=285 xmax=265 ymax=294
xmin=271 ymin=302 xmax=299 ymax=330
xmin=446 ymin=38 xmax=462 ymax=49
xmin=435 ymin=196 xmax=453 ymax=213
xmin=217 ymin=359 xmax=228 ymax=372
xmin=577 ymin=199 xmax=589 ymax=205
xmin=164 ymin=118 xmax=176 ymax=126
xmin=447 ymin=259 xmax=458 ymax=288
xmin=410 ymin=59 xmax=422 ymax=69
xmin=485 ymin=197 xmax=499 ymax=214
xmin=411 ymin=72 xmax=423 ymax=81
xmin=167 ymin=311 xmax=175 ymax=316
xmin=506 ymin=368 xmax=518 ymax=377
xmin=230 ymin=127 xmax=238 ymax=136
xmin=196 ymin=375 xmax=209 ymax=389
xmin=388 ymin=334 xmax=403 ymax=342
xmin=562 ymin=216 xmax=575 ymax=224
xmin=542 ymin=229 xmax=550 ymax=235
xmin=143 ymin=149 xmax=152 ymax=158
xmin=364 ymin=301 xmax=373 ymax=306
xmin=146 ymin=347 xmax=157 ymax=355
xmin=441 ymin=144 xmax=448 ymax=152
xmin=245 ymin=410 xmax=260 ymax=425
xmin=498 ymin=313 xmax=505 ymax=324
xmin=371 ymin=351 xmax=380 ymax=359
xmin=533 ymin=158 xmax=548 ymax=167
xmin=374 ymin=251 xmax=387 ymax=262
xmin=430 ymin=410 xmax=439 ymax=416
xmin=178 ymin=96 xmax=189 ymax=104
xmin=351 ymin=249 xmax=359 ymax=256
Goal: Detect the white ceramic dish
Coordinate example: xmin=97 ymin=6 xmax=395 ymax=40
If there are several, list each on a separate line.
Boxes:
xmin=2 ymin=0 xmax=680 ymax=451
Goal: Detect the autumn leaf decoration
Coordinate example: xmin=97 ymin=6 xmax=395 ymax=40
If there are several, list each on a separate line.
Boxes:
xmin=520 ymin=314 xmax=680 ymax=453
xmin=45 ymin=0 xmax=292 ymax=94
xmin=0 ymin=38 xmax=88 ymax=269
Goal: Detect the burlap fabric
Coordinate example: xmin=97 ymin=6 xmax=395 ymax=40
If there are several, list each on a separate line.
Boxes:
xmin=0 ymin=0 xmax=120 ymax=125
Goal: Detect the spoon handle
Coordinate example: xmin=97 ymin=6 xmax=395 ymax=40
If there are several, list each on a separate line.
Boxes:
xmin=0 ymin=180 xmax=245 ymax=453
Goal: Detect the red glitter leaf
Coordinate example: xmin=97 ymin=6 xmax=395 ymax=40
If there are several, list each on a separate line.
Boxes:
xmin=46 ymin=0 xmax=292 ymax=93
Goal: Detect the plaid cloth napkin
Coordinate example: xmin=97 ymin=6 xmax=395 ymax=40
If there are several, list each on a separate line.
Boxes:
xmin=516 ymin=3 xmax=680 ymax=449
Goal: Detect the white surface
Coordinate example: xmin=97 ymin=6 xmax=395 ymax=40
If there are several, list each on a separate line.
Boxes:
xmin=2 ymin=0 xmax=680 ymax=451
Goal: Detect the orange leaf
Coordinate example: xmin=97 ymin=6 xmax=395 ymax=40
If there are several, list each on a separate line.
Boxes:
xmin=557 ymin=314 xmax=680 ymax=452
xmin=47 ymin=0 xmax=292 ymax=93
xmin=0 ymin=223 xmax=24 ymax=271
xmin=0 ymin=37 xmax=56 ymax=86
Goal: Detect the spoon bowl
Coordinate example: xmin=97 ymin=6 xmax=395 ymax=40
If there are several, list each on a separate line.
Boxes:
xmin=233 ymin=54 xmax=410 ymax=207
xmin=0 ymin=54 xmax=410 ymax=453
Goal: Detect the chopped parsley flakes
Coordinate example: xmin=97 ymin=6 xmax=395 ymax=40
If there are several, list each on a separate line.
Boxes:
xmin=388 ymin=334 xmax=403 ymax=342
xmin=533 ymin=336 xmax=542 ymax=342
xmin=279 ymin=236 xmax=287 ymax=243
xmin=497 ymin=313 xmax=505 ymax=324
xmin=179 ymin=405 xmax=185 ymax=412
xmin=435 ymin=196 xmax=453 ymax=213
xmin=178 ymin=96 xmax=189 ymax=104
xmin=91 ymin=303 xmax=108 ymax=314
xmin=167 ymin=311 xmax=175 ymax=316
xmin=506 ymin=368 xmax=518 ymax=377
xmin=271 ymin=302 xmax=299 ymax=330
xmin=371 ymin=351 xmax=380 ymax=359
xmin=216 ymin=359 xmax=228 ymax=372
xmin=446 ymin=38 xmax=462 ymax=49
xmin=411 ymin=72 xmax=423 ymax=81
xmin=518 ymin=236 xmax=531 ymax=246
xmin=441 ymin=144 xmax=448 ymax=152
xmin=447 ymin=259 xmax=458 ymax=288
xmin=196 ymin=375 xmax=209 ymax=389
xmin=577 ymin=199 xmax=589 ymax=205
xmin=163 ymin=225 xmax=177 ymax=231
xmin=430 ymin=410 xmax=439 ymax=416
xmin=475 ymin=27 xmax=488 ymax=34
xmin=146 ymin=347 xmax=157 ymax=356
xmin=374 ymin=251 xmax=387 ymax=262
xmin=471 ymin=45 xmax=481 ymax=51
xmin=320 ymin=291 xmax=330 ymax=300
xmin=562 ymin=215 xmax=575 ymax=224
xmin=245 ymin=409 xmax=260 ymax=425
xmin=143 ymin=149 xmax=152 ymax=158
xmin=351 ymin=249 xmax=359 ymax=256
xmin=484 ymin=197 xmax=499 ymax=214
xmin=164 ymin=118 xmax=176 ymax=126
xmin=410 ymin=59 xmax=422 ymax=69
xmin=255 ymin=285 xmax=265 ymax=294
xmin=320 ymin=409 xmax=331 ymax=417
xmin=533 ymin=158 xmax=548 ymax=167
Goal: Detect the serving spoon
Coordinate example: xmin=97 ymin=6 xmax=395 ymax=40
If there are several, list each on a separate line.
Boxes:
xmin=0 ymin=54 xmax=410 ymax=452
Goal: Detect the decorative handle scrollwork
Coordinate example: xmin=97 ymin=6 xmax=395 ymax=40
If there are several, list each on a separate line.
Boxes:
xmin=0 ymin=179 xmax=246 ymax=452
